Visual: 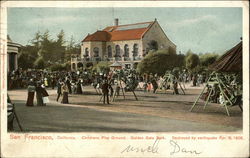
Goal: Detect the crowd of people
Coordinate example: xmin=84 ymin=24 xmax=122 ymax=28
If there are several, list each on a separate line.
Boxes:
xmin=8 ymin=68 xmax=94 ymax=106
xmin=8 ymin=68 xmax=212 ymax=106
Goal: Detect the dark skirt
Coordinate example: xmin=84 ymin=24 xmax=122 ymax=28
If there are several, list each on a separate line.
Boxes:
xmin=36 ymin=92 xmax=44 ymax=106
xmin=61 ymin=92 xmax=69 ymax=104
xmin=26 ymin=92 xmax=35 ymax=106
xmin=76 ymin=84 xmax=82 ymax=94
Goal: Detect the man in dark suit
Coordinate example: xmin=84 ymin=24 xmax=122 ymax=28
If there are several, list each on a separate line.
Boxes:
xmin=56 ymin=80 xmax=62 ymax=102
xmin=101 ymin=79 xmax=110 ymax=104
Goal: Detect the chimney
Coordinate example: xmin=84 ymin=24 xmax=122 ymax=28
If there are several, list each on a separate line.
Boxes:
xmin=114 ymin=18 xmax=119 ymax=26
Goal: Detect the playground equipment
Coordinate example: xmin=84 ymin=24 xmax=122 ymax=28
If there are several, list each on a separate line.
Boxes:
xmin=99 ymin=69 xmax=139 ymax=102
xmin=190 ymin=72 xmax=242 ymax=116
xmin=156 ymin=71 xmax=185 ymax=95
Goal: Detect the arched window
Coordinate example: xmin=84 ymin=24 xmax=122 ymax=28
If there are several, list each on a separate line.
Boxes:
xmin=93 ymin=47 xmax=99 ymax=57
xmin=85 ymin=48 xmax=89 ymax=57
xmin=115 ymin=45 xmax=121 ymax=57
xmin=133 ymin=44 xmax=138 ymax=57
xmin=107 ymin=45 xmax=112 ymax=58
xmin=77 ymin=62 xmax=83 ymax=68
xmin=124 ymin=44 xmax=129 ymax=57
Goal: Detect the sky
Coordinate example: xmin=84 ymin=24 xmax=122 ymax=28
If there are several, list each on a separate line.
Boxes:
xmin=7 ymin=7 xmax=242 ymax=54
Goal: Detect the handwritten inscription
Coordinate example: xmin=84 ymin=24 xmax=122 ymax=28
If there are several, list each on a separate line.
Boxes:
xmin=170 ymin=140 xmax=202 ymax=155
xmin=121 ymin=139 xmax=160 ymax=154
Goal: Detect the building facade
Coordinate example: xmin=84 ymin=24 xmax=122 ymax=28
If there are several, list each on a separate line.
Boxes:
xmin=71 ymin=19 xmax=176 ymax=70
xmin=7 ymin=35 xmax=21 ymax=72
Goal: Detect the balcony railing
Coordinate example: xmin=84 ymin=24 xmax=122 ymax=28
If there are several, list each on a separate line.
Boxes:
xmin=123 ymin=57 xmax=131 ymax=61
xmin=71 ymin=56 xmax=143 ymax=62
xmin=71 ymin=57 xmax=82 ymax=62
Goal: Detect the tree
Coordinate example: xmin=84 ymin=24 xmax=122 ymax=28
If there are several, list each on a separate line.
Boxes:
xmin=18 ymin=52 xmax=34 ymax=69
xmin=39 ymin=30 xmax=53 ymax=61
xmin=18 ymin=45 xmax=40 ymax=69
xmin=34 ymin=57 xmax=45 ymax=69
xmin=137 ymin=49 xmax=180 ymax=76
xmin=186 ymin=49 xmax=193 ymax=56
xmin=65 ymin=35 xmax=81 ymax=62
xmin=50 ymin=64 xmax=64 ymax=71
xmin=199 ymin=53 xmax=219 ymax=67
xmin=92 ymin=61 xmax=111 ymax=74
xmin=18 ymin=30 xmax=79 ymax=70
xmin=176 ymin=54 xmax=185 ymax=68
xmin=55 ymin=30 xmax=66 ymax=62
xmin=31 ymin=31 xmax=42 ymax=51
xmin=185 ymin=53 xmax=200 ymax=72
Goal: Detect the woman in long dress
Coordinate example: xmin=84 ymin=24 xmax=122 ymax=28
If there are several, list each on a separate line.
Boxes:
xmin=26 ymin=81 xmax=36 ymax=106
xmin=36 ymin=82 xmax=44 ymax=106
xmin=76 ymin=80 xmax=83 ymax=94
xmin=61 ymin=83 xmax=69 ymax=104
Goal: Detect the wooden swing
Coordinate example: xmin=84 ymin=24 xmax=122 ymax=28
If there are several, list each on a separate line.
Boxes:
xmin=156 ymin=73 xmax=185 ymax=95
xmin=190 ymin=72 xmax=242 ymax=116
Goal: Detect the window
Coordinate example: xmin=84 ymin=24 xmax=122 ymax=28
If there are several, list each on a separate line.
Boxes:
xmin=107 ymin=45 xmax=112 ymax=58
xmin=93 ymin=47 xmax=99 ymax=57
xmin=124 ymin=44 xmax=129 ymax=57
xmin=85 ymin=48 xmax=89 ymax=57
xmin=133 ymin=44 xmax=138 ymax=57
xmin=115 ymin=45 xmax=121 ymax=57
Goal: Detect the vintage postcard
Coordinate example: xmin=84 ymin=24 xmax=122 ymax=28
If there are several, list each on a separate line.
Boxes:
xmin=0 ymin=1 xmax=249 ymax=157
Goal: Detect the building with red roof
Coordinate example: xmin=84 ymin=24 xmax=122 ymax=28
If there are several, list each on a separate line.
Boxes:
xmin=71 ymin=19 xmax=176 ymax=70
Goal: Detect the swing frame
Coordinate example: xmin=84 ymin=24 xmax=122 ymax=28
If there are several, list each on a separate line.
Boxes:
xmin=190 ymin=72 xmax=242 ymax=116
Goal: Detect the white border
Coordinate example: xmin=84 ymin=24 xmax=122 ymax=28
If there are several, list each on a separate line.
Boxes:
xmin=0 ymin=1 xmax=249 ymax=157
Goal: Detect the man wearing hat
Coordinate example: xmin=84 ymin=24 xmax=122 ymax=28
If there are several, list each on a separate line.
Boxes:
xmin=101 ymin=79 xmax=110 ymax=104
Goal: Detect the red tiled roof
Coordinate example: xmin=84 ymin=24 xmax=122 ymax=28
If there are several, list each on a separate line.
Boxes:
xmin=82 ymin=31 xmax=111 ymax=42
xmin=82 ymin=21 xmax=154 ymax=42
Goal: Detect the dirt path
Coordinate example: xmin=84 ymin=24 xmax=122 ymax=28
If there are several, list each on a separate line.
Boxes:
xmin=8 ymin=84 xmax=242 ymax=132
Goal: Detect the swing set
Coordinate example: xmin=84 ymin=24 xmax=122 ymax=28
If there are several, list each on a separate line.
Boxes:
xmin=190 ymin=72 xmax=242 ymax=116
xmin=156 ymin=72 xmax=185 ymax=95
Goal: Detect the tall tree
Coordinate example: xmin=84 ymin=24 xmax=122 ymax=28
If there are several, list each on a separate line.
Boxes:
xmin=55 ymin=30 xmax=66 ymax=63
xmin=185 ymin=53 xmax=200 ymax=72
xmin=65 ymin=35 xmax=80 ymax=62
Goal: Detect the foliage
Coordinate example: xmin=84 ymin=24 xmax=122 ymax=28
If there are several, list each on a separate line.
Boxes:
xmin=199 ymin=53 xmax=219 ymax=67
xmin=18 ymin=30 xmax=80 ymax=70
xmin=192 ymin=65 xmax=205 ymax=73
xmin=168 ymin=46 xmax=176 ymax=54
xmin=63 ymin=61 xmax=72 ymax=71
xmin=176 ymin=54 xmax=185 ymax=68
xmin=18 ymin=45 xmax=39 ymax=69
xmin=186 ymin=49 xmax=193 ymax=56
xmin=185 ymin=52 xmax=200 ymax=72
xmin=50 ymin=64 xmax=64 ymax=71
xmin=34 ymin=57 xmax=45 ymax=69
xmin=92 ymin=61 xmax=111 ymax=74
xmin=137 ymin=49 xmax=181 ymax=76
xmin=65 ymin=36 xmax=81 ymax=62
